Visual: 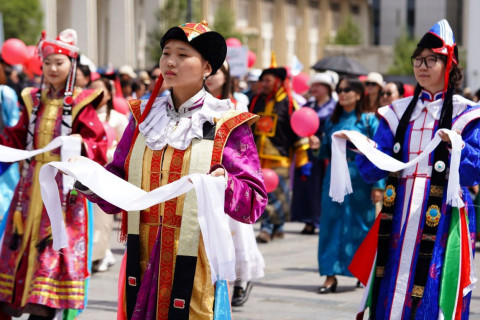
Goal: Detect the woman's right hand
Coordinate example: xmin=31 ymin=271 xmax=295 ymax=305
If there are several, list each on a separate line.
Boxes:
xmin=309 ymin=135 xmax=320 ymax=150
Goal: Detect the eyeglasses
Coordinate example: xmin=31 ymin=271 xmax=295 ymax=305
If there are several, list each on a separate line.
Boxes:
xmin=380 ymin=91 xmax=392 ymax=97
xmin=365 ymin=81 xmax=378 ymax=87
xmin=336 ymin=87 xmax=353 ymax=94
xmin=411 ymin=55 xmax=439 ymax=68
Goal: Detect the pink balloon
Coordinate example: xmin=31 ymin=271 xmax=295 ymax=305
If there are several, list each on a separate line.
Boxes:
xmin=262 ymin=168 xmax=279 ymax=193
xmin=1 ymin=38 xmax=28 ymax=65
xmin=225 ymin=37 xmax=242 ymax=47
xmin=247 ymin=50 xmax=256 ymax=68
xmin=113 ymin=96 xmax=130 ymax=115
xmin=292 ymin=72 xmax=310 ymax=95
xmin=290 ymin=107 xmax=320 ymax=137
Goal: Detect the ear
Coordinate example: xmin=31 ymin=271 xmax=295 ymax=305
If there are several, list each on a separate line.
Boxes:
xmin=203 ymin=62 xmax=213 ymax=78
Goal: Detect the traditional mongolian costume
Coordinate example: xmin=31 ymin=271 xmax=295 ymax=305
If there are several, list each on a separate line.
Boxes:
xmin=81 ymin=21 xmax=267 ymax=320
xmin=354 ymin=20 xmax=479 ymax=319
xmin=317 ymin=105 xmax=380 ymax=279
xmin=249 ymin=62 xmax=309 ymax=239
xmin=290 ymin=72 xmax=337 ymax=233
xmin=0 ymin=84 xmax=19 ymax=220
xmin=0 ymin=29 xmax=107 ymax=318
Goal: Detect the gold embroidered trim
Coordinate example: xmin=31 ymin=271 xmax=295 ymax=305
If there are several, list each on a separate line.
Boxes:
xmin=429 ymin=185 xmax=444 ymax=197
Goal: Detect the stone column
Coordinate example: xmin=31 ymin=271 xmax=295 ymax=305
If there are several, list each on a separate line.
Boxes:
xmin=466 ymin=0 xmax=480 ymax=90
xmin=70 ymin=0 xmax=98 ymax=65
xmin=248 ymin=0 xmax=262 ymax=68
xmin=273 ymin=0 xmax=287 ymax=66
xmin=296 ymin=0 xmax=309 ymax=71
xmin=41 ymin=0 xmax=57 ymax=39
xmin=318 ymin=0 xmax=331 ymax=60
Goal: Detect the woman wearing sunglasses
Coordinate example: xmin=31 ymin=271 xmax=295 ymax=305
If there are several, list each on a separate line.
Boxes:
xmin=364 ymin=72 xmax=384 ymax=112
xmin=379 ymin=81 xmax=404 ymax=107
xmin=355 ymin=20 xmax=479 ymax=319
xmin=310 ymin=77 xmax=382 ymax=294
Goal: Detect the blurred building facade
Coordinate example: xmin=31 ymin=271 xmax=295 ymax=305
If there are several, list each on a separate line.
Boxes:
xmin=373 ymin=0 xmax=465 ymax=45
xmin=40 ymin=0 xmax=371 ymax=71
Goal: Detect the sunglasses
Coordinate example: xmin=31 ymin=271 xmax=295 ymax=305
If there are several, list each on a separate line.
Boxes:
xmin=151 ymin=75 xmax=159 ymax=80
xmin=380 ymin=91 xmax=392 ymax=97
xmin=336 ymin=87 xmax=353 ymax=94
xmin=365 ymin=81 xmax=378 ymax=87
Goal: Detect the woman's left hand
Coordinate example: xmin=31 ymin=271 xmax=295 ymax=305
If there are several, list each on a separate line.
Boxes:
xmin=438 ymin=129 xmax=460 ymax=143
xmin=210 ymin=167 xmax=225 ymax=177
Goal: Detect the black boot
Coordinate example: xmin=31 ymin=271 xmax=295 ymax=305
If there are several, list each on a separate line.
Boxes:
xmin=231 ymin=282 xmax=253 ymax=307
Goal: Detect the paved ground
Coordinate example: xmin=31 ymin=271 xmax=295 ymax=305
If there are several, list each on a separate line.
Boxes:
xmin=72 ymin=221 xmax=480 ymax=320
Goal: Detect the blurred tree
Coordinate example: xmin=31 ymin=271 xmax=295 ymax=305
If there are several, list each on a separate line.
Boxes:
xmin=212 ymin=2 xmax=242 ymax=40
xmin=332 ymin=16 xmax=362 ymax=45
xmin=148 ymin=0 xmax=199 ymax=63
xmin=0 ymin=0 xmax=43 ymax=45
xmin=387 ymin=30 xmax=418 ymax=75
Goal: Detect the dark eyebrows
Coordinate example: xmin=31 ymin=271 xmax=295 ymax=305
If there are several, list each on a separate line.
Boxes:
xmin=163 ymin=45 xmax=191 ymax=53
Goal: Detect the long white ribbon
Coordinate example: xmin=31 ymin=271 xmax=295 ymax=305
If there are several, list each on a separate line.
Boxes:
xmin=38 ymin=157 xmax=235 ymax=283
xmin=329 ymin=129 xmax=464 ymax=208
xmin=0 ymin=136 xmax=81 ymax=195
xmin=0 ymin=136 xmax=80 ymax=163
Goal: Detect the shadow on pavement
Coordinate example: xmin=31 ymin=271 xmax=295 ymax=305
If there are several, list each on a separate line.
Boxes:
xmin=254 ymin=281 xmax=358 ymax=294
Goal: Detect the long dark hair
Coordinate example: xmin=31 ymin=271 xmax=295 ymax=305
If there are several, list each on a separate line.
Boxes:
xmin=364 ymin=83 xmax=381 ymax=112
xmin=219 ymin=62 xmax=232 ymax=99
xmin=330 ymin=77 xmax=365 ymax=124
xmin=94 ymin=77 xmax=114 ymax=122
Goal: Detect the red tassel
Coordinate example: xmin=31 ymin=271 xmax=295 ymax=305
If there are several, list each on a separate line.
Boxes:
xmin=442 ymin=45 xmax=454 ymax=99
xmin=118 ymin=74 xmax=165 ymax=242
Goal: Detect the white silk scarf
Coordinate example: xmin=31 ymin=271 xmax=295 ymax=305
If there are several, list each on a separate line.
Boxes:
xmin=329 ymin=129 xmax=464 ymax=208
xmin=38 ymin=157 xmax=235 ymax=284
xmin=0 ymin=135 xmax=81 ymax=194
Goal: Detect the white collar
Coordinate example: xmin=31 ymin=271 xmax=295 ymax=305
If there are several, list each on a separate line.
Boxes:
xmin=138 ymin=88 xmax=233 ymax=150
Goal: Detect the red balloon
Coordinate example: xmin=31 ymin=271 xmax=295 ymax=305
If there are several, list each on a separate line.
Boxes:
xmin=225 ymin=37 xmax=242 ymax=47
xmin=26 ymin=45 xmax=37 ymax=57
xmin=247 ymin=50 xmax=256 ymax=68
xmin=403 ymin=84 xmax=414 ymax=97
xmin=292 ymin=72 xmax=310 ymax=94
xmin=290 ymin=107 xmax=320 ymax=137
xmin=25 ymin=55 xmax=43 ymax=75
xmin=113 ymin=96 xmax=130 ymax=115
xmin=262 ymin=168 xmax=279 ymax=193
xmin=1 ymin=38 xmax=28 ymax=65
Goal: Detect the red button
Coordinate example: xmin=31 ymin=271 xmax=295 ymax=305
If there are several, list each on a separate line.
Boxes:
xmin=128 ymin=276 xmax=137 ymax=286
xmin=173 ymin=298 xmax=185 ymax=309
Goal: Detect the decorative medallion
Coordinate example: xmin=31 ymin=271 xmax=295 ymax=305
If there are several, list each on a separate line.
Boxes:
xmin=434 ymin=160 xmax=446 ymax=172
xmin=425 ymin=204 xmax=441 ymax=227
xmin=393 ymin=142 xmax=401 ymax=153
xmin=254 ymin=112 xmax=278 ymax=137
xmin=383 ymin=185 xmax=396 ymax=207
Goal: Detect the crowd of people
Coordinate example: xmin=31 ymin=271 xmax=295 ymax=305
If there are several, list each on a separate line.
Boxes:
xmin=0 ymin=18 xmax=478 ymax=320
